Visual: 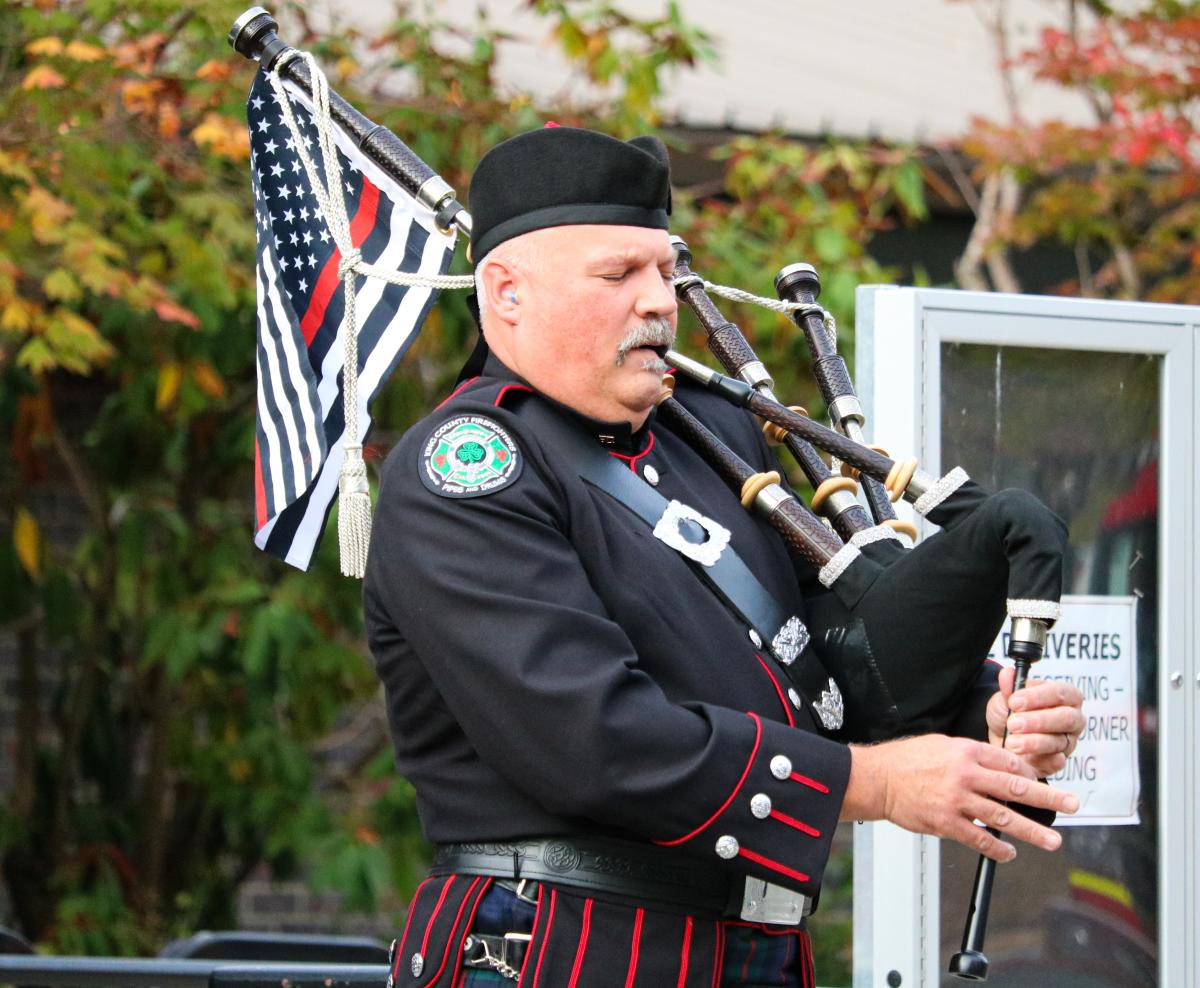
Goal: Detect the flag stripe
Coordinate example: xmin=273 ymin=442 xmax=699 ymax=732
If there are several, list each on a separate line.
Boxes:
xmin=254 ymin=438 xmax=268 ymax=531
xmin=262 ymin=240 xmax=324 ymax=481
xmin=257 ymin=247 xmax=309 ymax=501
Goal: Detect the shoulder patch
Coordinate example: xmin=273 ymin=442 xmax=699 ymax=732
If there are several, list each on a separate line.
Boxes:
xmin=419 ymin=415 xmax=523 ymax=498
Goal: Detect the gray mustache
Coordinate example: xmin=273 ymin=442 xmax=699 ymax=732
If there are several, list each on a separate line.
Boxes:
xmin=615 ymin=318 xmax=675 ymax=366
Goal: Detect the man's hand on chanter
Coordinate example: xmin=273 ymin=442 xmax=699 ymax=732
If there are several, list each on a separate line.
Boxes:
xmin=839 ymin=734 xmax=1079 ymax=862
xmin=985 ymin=668 xmax=1086 ymax=779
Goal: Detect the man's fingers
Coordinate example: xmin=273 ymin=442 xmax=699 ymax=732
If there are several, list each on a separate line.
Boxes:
xmin=973 ymin=740 xmax=1039 ymax=780
xmin=964 ymin=795 xmax=1063 ymax=852
xmin=946 ymin=817 xmax=1016 ymax=862
xmin=1009 ymin=680 xmax=1084 ymax=713
xmin=975 ymin=766 xmax=1080 ymax=817
xmin=1006 ymin=727 xmax=1078 ymax=756
xmin=1007 ymin=706 xmax=1086 ymax=739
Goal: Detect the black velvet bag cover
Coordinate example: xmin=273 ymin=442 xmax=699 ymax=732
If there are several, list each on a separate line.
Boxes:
xmin=807 ymin=481 xmax=1069 ymax=742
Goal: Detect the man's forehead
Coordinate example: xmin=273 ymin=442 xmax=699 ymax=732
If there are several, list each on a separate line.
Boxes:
xmin=573 ymin=226 xmax=677 ymax=263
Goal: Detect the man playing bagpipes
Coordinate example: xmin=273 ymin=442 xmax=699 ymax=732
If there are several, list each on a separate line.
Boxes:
xmin=361 ymin=125 xmax=1086 ymax=988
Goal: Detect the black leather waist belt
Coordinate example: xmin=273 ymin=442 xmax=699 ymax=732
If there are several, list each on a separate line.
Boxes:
xmin=431 ymin=837 xmax=735 ymax=914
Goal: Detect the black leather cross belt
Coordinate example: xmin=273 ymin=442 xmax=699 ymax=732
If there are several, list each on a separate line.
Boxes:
xmin=431 ymin=836 xmax=735 ymax=913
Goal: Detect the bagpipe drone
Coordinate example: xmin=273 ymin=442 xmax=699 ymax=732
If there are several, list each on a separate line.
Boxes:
xmin=228 ymin=8 xmax=1069 ymax=979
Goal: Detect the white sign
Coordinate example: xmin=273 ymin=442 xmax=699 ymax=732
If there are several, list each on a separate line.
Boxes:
xmin=988 ymin=594 xmax=1140 ymax=827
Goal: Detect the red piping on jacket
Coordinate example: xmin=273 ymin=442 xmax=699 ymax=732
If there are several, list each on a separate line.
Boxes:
xmin=789 ymin=771 xmax=829 ymax=794
xmin=676 ymin=916 xmax=693 ymax=988
xmin=392 ymin=876 xmax=433 ymax=982
xmin=565 ymin=897 xmax=594 ymax=988
xmin=494 ymin=383 xmax=533 ymax=407
xmin=623 ymin=907 xmax=644 ymax=988
xmin=754 ymin=655 xmax=795 ymax=727
xmin=737 ymin=847 xmax=810 ymax=884
xmin=607 ymin=431 xmax=657 ymax=472
xmin=418 ymin=875 xmax=457 ymax=960
xmin=769 ymin=808 xmax=820 ymax=838
xmin=531 ymin=887 xmax=558 ymax=988
xmin=435 ymin=376 xmax=479 ymax=410
xmin=425 ymin=877 xmax=487 ymax=986
xmin=655 ymin=712 xmax=763 ymax=846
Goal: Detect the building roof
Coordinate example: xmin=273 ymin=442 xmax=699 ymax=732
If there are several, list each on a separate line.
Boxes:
xmin=336 ymin=0 xmax=1096 ymax=142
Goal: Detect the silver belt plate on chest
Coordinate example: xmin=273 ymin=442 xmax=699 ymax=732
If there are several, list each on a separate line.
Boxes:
xmin=652 ymin=499 xmax=731 ymax=567
xmin=740 ymin=877 xmax=812 ymax=925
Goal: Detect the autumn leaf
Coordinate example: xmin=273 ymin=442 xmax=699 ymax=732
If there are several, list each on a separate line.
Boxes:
xmin=154 ymin=297 xmax=201 ymax=328
xmin=1 ymin=300 xmax=36 ymax=334
xmin=122 ymin=78 xmax=165 ymax=115
xmin=64 ymin=40 xmax=106 ymax=62
xmin=21 ymin=65 xmax=67 ymax=90
xmin=157 ymin=361 xmax=183 ymax=410
xmin=190 ymin=359 xmax=227 ymax=399
xmin=25 ymin=37 xmax=64 ymax=57
xmin=13 ymin=507 xmax=41 ymax=582
xmin=45 ymin=309 xmax=115 ymax=371
xmin=43 ymin=268 xmax=82 ymax=303
xmin=195 ymin=59 xmax=233 ymax=82
xmin=191 ymin=112 xmax=251 ymax=160
xmin=21 ymin=187 xmax=75 ymax=243
xmin=16 ymin=337 xmax=55 ymax=374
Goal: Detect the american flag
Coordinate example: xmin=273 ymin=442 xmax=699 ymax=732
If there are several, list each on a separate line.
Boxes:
xmin=247 ymin=67 xmax=456 ymax=570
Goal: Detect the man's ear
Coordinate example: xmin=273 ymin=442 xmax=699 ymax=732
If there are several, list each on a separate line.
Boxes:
xmin=478 ymin=255 xmax=521 ymax=327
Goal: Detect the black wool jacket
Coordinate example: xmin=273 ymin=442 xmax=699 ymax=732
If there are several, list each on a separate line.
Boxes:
xmin=364 ymin=354 xmax=996 ymax=899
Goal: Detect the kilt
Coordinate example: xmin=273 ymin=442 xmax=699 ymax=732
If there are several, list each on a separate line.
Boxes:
xmin=389 ymin=877 xmax=816 ymax=988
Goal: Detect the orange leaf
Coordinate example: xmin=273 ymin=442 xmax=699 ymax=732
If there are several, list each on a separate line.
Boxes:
xmin=189 ymin=359 xmax=227 ymax=399
xmin=64 ymin=40 xmax=106 ymax=63
xmin=156 ymin=362 xmax=182 ymax=411
xmin=25 ymin=37 xmax=64 ymax=57
xmin=154 ymin=297 xmax=201 ymax=328
xmin=14 ymin=507 xmax=41 ymax=582
xmin=122 ymin=78 xmax=164 ymax=114
xmin=21 ymin=65 xmax=66 ymax=90
xmin=195 ymin=59 xmax=233 ymax=82
xmin=158 ymin=102 xmax=181 ymax=140
xmin=191 ymin=112 xmax=251 ymax=160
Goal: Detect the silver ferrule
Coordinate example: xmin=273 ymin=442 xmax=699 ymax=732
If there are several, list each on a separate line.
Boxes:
xmin=738 ymin=360 xmax=774 ymax=392
xmin=828 ymin=394 xmax=865 ymax=429
xmin=415 ymin=174 xmax=455 ymax=214
xmin=824 ymin=490 xmax=862 ymax=520
xmin=664 ymin=349 xmax=716 ymax=386
xmin=755 ymin=484 xmax=792 ymax=516
xmin=901 ymin=469 xmax=939 ymax=502
xmin=1009 ymin=617 xmax=1049 ymax=650
xmin=843 ymin=419 xmax=868 ymax=444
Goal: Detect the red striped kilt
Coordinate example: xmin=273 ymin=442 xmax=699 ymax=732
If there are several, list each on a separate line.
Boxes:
xmin=389 ymin=876 xmax=816 ymax=988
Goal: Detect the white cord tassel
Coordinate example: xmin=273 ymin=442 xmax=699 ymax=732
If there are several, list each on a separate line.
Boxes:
xmin=338 ymin=443 xmax=372 ymax=578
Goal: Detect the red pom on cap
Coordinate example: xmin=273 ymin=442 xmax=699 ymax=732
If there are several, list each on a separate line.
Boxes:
xmin=544 ymin=120 xmax=561 ymax=128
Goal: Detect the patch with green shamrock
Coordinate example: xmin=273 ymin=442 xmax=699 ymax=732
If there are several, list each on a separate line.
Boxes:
xmin=420 ymin=415 xmax=523 ymax=498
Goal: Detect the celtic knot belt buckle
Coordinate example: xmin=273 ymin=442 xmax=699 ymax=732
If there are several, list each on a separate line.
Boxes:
xmin=652 ymin=499 xmax=731 ymax=567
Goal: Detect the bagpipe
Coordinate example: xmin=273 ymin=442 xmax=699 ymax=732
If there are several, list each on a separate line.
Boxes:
xmin=228 ymin=8 xmax=1068 ymax=979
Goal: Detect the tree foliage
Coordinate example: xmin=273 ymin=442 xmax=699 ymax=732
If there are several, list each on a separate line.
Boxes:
xmin=953 ymin=0 xmax=1200 ymax=300
xmin=0 ymin=0 xmax=918 ymax=965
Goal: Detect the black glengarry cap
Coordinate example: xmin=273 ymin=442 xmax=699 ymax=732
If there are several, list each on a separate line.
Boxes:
xmin=468 ymin=125 xmax=672 ymax=263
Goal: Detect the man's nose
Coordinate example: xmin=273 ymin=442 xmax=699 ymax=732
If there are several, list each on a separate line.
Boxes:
xmin=635 ymin=268 xmax=678 ymax=320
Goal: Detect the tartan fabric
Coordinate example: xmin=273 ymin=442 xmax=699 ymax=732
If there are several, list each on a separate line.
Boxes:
xmin=446 ymin=883 xmax=815 ymax=987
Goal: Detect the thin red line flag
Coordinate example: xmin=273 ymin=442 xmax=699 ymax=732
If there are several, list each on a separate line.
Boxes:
xmin=246 ymin=67 xmax=456 ymax=569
